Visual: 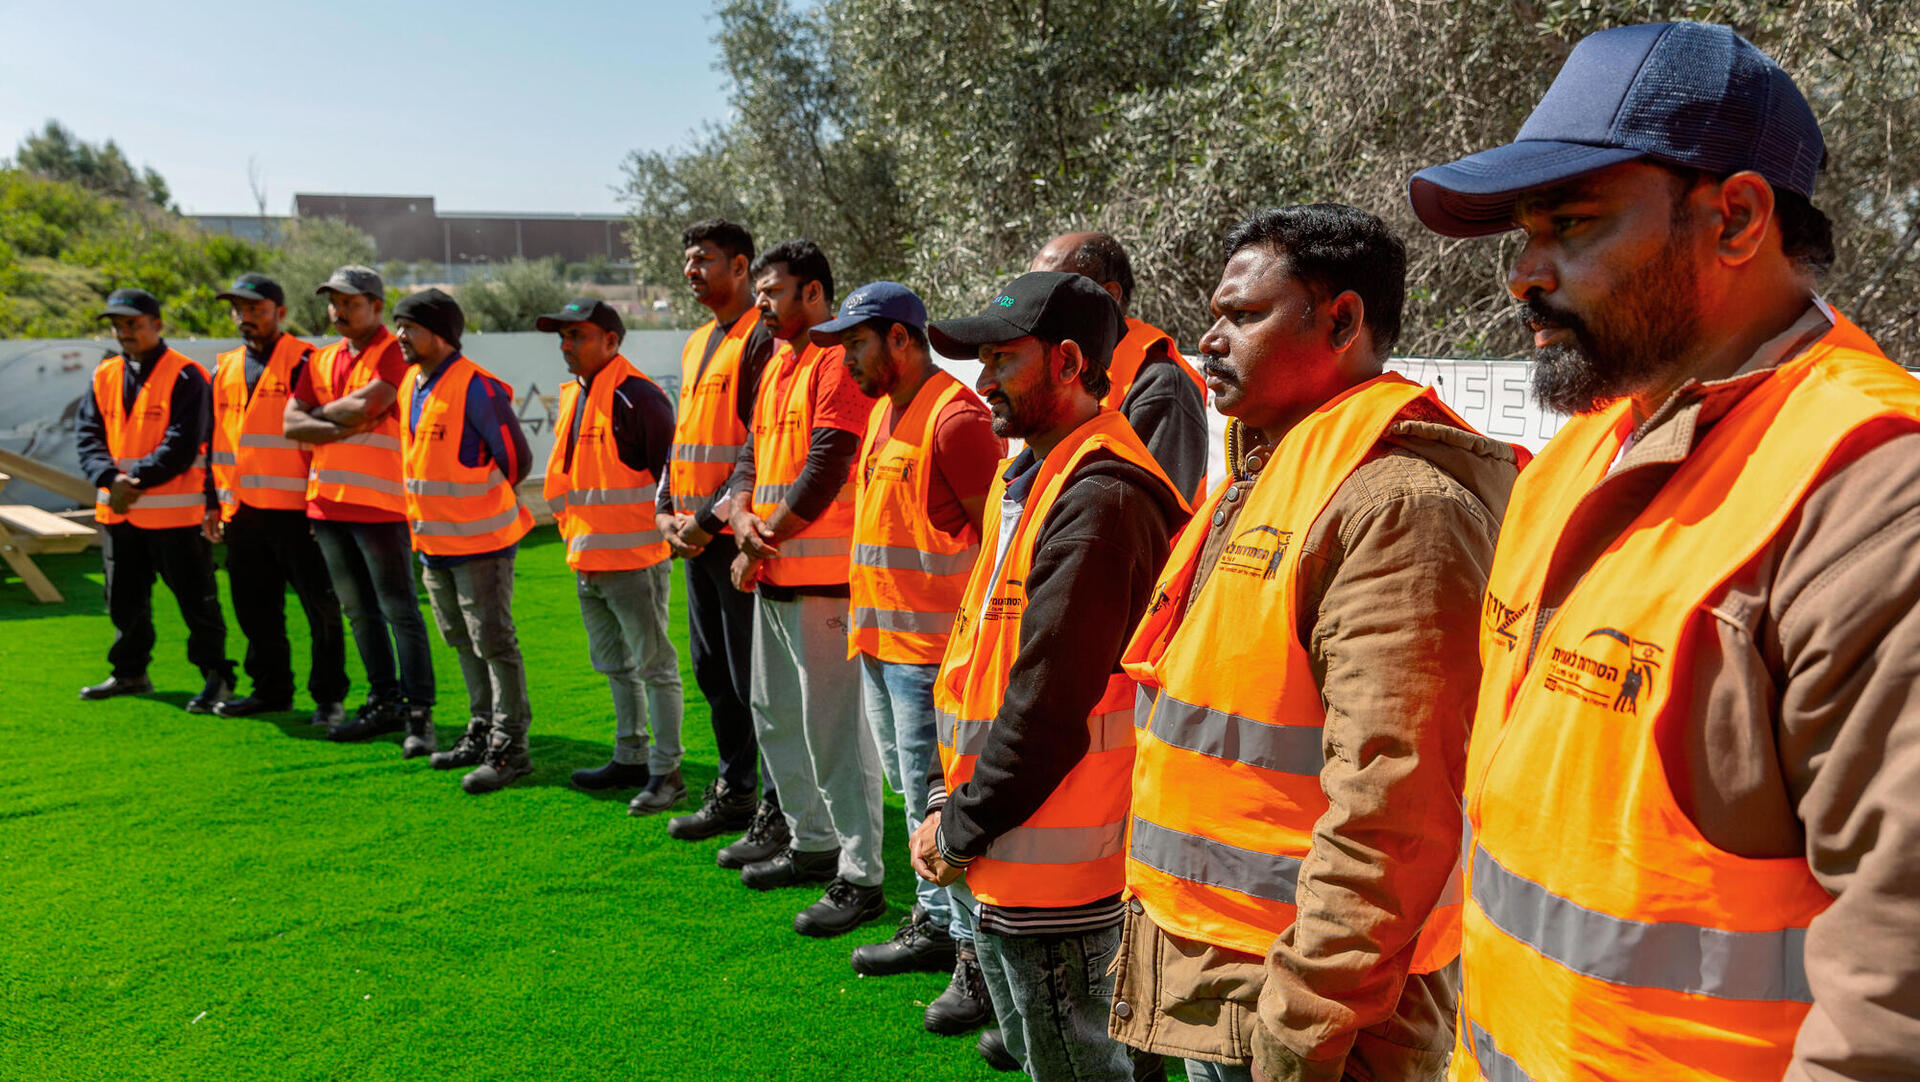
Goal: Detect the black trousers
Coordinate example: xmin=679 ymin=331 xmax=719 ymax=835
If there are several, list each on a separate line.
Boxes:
xmin=683 ymin=533 xmax=768 ymax=796
xmin=102 ymin=521 xmax=228 ymax=680
xmin=224 ymin=506 xmax=350 ymax=705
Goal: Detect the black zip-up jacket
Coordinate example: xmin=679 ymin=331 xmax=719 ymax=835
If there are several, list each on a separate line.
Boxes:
xmin=74 ymin=340 xmax=213 ymax=491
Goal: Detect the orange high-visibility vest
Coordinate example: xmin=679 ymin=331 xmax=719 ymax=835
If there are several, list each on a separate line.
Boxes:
xmin=935 ymin=410 xmax=1184 ymax=907
xmin=1124 ymin=374 xmax=1464 ymax=970
xmin=749 ymin=340 xmax=857 ymax=587
xmin=1455 ymin=311 xmax=1918 ymax=1082
xmin=669 ymin=308 xmax=759 ymax=524
xmin=211 ymin=335 xmax=313 ymax=520
xmin=304 ymin=332 xmax=406 ymax=515
xmin=92 ymin=349 xmax=211 ymax=529
xmin=544 ymin=354 xmax=670 ymax=572
xmin=848 ymin=371 xmax=983 ymax=663
xmin=400 ymin=356 xmax=534 ymax=557
xmin=1103 ymin=318 xmax=1207 ymax=412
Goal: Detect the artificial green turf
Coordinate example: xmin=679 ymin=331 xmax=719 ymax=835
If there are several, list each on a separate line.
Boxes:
xmin=1 ymin=527 xmax=1011 ymax=1081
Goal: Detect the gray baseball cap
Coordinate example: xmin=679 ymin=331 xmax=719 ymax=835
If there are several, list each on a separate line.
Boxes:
xmin=314 ymin=264 xmax=385 ymax=297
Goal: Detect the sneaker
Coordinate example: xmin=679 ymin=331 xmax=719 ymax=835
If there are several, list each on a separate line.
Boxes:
xmin=327 ymin=697 xmax=404 ymax=742
xmin=461 ymin=731 xmax=532 ymax=794
xmin=740 ymin=846 xmax=840 ymax=891
xmin=310 ymin=702 xmax=345 ymax=728
xmin=399 ymin=706 xmax=436 ymax=759
xmin=430 ymin=719 xmax=490 ymax=770
xmin=977 ymin=1029 xmax=1019 ymax=1072
xmin=214 ymin=693 xmax=292 ymax=717
xmin=716 ymin=800 xmax=791 ymax=869
xmin=627 ymin=769 xmax=686 ymax=816
xmin=793 ymin=877 xmax=887 ymax=938
xmin=851 ymin=906 xmax=957 ymax=976
xmin=78 ymin=674 xmax=152 ymax=700
xmin=666 ymin=779 xmax=757 ymax=841
xmin=572 ymin=760 xmax=650 ymax=792
xmin=185 ymin=666 xmax=235 ymax=714
xmin=925 ymin=946 xmax=994 ymax=1035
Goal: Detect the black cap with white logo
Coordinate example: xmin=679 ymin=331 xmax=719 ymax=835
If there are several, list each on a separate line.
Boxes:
xmin=96 ymin=288 xmax=161 ymax=320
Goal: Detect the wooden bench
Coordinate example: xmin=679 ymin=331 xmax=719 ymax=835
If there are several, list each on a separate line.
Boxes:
xmin=0 ymin=493 xmax=98 ymax=603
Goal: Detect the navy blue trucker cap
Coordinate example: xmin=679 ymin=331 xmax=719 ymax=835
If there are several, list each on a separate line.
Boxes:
xmin=809 ymin=281 xmax=929 ymax=346
xmin=1409 ymin=22 xmax=1825 ymax=238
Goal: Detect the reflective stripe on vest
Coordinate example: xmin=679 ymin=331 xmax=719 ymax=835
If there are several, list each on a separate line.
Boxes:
xmin=92 ymin=349 xmax=210 ymax=529
xmin=543 ymin=355 xmax=670 ymax=571
xmin=399 ymin=357 xmax=534 ymax=556
xmin=212 ymin=336 xmax=313 ymax=519
xmin=305 ymin=332 xmax=406 ymax=513
xmin=670 ymin=310 xmax=758 ymax=519
xmin=933 ymin=410 xmax=1185 ymax=907
xmin=1454 ymin=309 xmax=1911 ymax=1082
xmin=1122 ymin=375 xmax=1464 ymax=968
xmin=847 ymin=372 xmax=991 ymax=664
xmin=749 ymin=340 xmax=863 ymax=587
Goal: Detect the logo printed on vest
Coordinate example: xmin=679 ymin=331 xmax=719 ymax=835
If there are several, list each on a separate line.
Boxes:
xmin=1218 ymin=524 xmax=1291 ymax=581
xmin=867 ymin=456 xmax=917 ymax=485
xmin=1541 ymin=627 xmax=1665 ymax=714
xmin=984 ymin=580 xmax=1024 ymax=622
xmin=687 ymin=373 xmax=732 ymax=399
xmin=1483 ymin=593 xmax=1532 ymax=652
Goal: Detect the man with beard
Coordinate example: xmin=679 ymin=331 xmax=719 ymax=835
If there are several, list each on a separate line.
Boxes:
xmin=658 ymin=219 xmax=783 ymax=850
xmin=284 ymin=265 xmax=437 ymax=750
xmin=203 ymin=273 xmax=348 ymax=724
xmin=725 ymin=240 xmax=888 ymax=938
xmin=392 ymin=289 xmax=535 ymax=794
xmin=911 ymin=271 xmax=1186 ymax=1081
xmin=74 ymin=288 xmax=234 ymax=710
xmin=1409 ymin=21 xmax=1920 ymax=1079
xmin=812 ymin=281 xmax=1003 ymax=1032
xmin=1111 ymin=206 xmax=1518 ymax=1082
xmin=1030 ymin=232 xmax=1209 ymax=501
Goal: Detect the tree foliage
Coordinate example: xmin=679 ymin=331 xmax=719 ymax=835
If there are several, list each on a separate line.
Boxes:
xmin=459 ymin=257 xmax=575 ymax=332
xmin=10 ymin=120 xmax=172 ymax=210
xmin=264 ymin=218 xmax=379 ymax=336
xmin=623 ymin=0 xmax=1920 ymax=358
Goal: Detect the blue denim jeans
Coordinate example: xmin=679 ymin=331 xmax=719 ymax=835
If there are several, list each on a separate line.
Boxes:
xmin=974 ymin=923 xmax=1132 ymax=1082
xmin=311 ymin=519 xmax=435 ymax=706
xmin=1183 ymin=1059 xmax=1255 ymax=1082
xmin=859 ymin=654 xmax=973 ymax=944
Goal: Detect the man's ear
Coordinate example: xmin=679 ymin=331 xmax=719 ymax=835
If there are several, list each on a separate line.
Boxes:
xmin=1054 ymin=340 xmax=1086 ymax=386
xmin=1326 ymin=291 xmax=1365 ymax=354
xmin=1714 ymin=170 xmax=1775 ymax=267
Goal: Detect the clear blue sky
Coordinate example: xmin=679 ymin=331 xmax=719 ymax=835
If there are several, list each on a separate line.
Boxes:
xmin=0 ymin=0 xmax=733 ymax=215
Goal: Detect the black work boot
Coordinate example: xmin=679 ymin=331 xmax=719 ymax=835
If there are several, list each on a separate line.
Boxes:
xmin=627 ymin=769 xmax=686 ymax=816
xmin=310 ymin=702 xmax=345 ymax=728
xmin=79 ymin=674 xmax=152 ymax=700
xmin=461 ymin=731 xmax=532 ymax=794
xmin=851 ymin=904 xmax=958 ymax=976
xmin=572 ymin=759 xmax=650 ymax=792
xmin=977 ymin=1029 xmax=1018 ymax=1072
xmin=327 ymin=696 xmax=404 ymax=742
xmin=399 ymin=705 xmax=436 ymax=759
xmin=740 ymin=846 xmax=840 ymax=891
xmin=429 ymin=719 xmax=489 ymax=770
xmin=185 ymin=664 xmax=236 ymax=714
xmin=716 ymin=799 xmax=791 ymax=869
xmin=925 ymin=945 xmax=994 ymax=1035
xmin=793 ymin=877 xmax=887 ymax=938
xmin=666 ymin=779 xmax=757 ymax=841
xmin=214 ymin=693 xmax=292 ymax=717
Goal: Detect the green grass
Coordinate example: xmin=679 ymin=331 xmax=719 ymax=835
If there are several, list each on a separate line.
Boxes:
xmin=1 ymin=527 xmax=1004 ymax=1081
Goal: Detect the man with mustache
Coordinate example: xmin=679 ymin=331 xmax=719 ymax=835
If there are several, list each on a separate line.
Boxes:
xmin=1111 ymin=205 xmax=1518 ymax=1082
xmin=284 ymin=265 xmax=437 ymax=753
xmin=1030 ymin=232 xmax=1209 ymax=502
xmin=911 ymin=271 xmax=1187 ymax=1081
xmin=1409 ymin=21 xmax=1920 ymax=1079
xmin=74 ymin=287 xmax=234 ymax=711
xmin=657 ymin=219 xmax=784 ymax=850
xmin=202 ymin=273 xmax=348 ymax=725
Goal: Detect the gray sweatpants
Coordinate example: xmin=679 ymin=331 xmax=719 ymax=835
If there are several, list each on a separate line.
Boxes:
xmin=750 ymin=591 xmax=885 ymax=888
xmin=578 ymin=562 xmax=684 ymax=772
xmin=422 ymin=554 xmax=531 ymax=743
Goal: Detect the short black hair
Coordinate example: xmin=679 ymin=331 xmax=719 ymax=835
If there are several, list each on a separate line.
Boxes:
xmin=1223 ymin=204 xmax=1407 ymax=352
xmin=681 ymin=218 xmax=755 ymax=265
xmin=1030 ymin=332 xmax=1114 ymax=400
xmin=1658 ymin=164 xmax=1835 ymax=272
xmin=751 ymin=239 xmax=835 ymax=308
xmin=1053 ymin=233 xmax=1135 ymax=311
xmin=862 ymin=318 xmax=928 ymax=354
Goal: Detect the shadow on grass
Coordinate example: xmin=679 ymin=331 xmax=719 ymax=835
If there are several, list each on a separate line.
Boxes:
xmin=0 ymin=548 xmax=106 ymax=619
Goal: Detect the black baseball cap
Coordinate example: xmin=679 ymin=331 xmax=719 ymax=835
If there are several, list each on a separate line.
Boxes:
xmin=215 ymin=273 xmax=286 ymax=306
xmin=927 ymin=271 xmax=1122 ymax=369
xmin=96 ymin=288 xmax=161 ymax=320
xmin=315 ymin=264 xmax=385 ymax=297
xmin=1410 ymin=22 xmax=1826 ymax=238
xmin=535 ymin=297 xmax=625 ymax=339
